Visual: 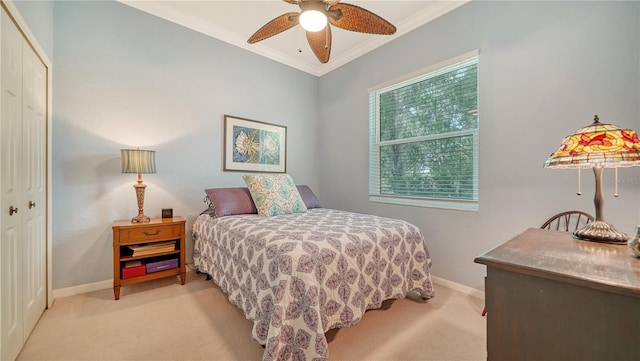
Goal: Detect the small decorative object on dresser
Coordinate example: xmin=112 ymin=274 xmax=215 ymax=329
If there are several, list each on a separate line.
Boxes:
xmin=161 ymin=208 xmax=173 ymax=218
xmin=112 ymin=216 xmax=186 ymax=300
xmin=629 ymin=225 xmax=640 ymax=257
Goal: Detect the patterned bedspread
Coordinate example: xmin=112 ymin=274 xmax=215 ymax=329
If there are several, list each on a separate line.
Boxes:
xmin=193 ymin=208 xmax=435 ymax=361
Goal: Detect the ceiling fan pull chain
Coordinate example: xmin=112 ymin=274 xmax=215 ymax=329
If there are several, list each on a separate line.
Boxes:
xmin=298 ymin=26 xmax=303 ymax=53
xmin=325 ymin=26 xmax=329 ymax=49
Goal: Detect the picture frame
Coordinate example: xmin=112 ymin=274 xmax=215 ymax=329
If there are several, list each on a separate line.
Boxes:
xmin=223 ymin=115 xmax=287 ymax=173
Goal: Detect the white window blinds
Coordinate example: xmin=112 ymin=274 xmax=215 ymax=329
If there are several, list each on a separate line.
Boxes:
xmin=368 ymin=51 xmax=479 ymax=211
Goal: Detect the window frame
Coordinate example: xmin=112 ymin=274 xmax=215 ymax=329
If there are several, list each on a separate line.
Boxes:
xmin=368 ymin=50 xmax=479 ymax=211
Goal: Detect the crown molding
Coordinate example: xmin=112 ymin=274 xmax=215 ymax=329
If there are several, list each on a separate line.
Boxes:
xmin=117 ymin=1 xmax=470 ymax=77
xmin=319 ymin=1 xmax=470 ymax=75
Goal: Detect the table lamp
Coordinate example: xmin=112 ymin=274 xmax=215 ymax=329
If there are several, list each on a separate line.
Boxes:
xmin=544 ymin=115 xmax=640 ymax=243
xmin=121 ymin=148 xmax=156 ymax=223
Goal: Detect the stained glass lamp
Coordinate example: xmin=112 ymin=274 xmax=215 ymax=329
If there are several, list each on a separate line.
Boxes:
xmin=544 ymin=115 xmax=640 ymax=243
xmin=121 ymin=149 xmax=156 ymax=223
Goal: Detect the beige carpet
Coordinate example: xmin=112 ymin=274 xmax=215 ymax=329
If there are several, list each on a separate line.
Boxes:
xmin=17 ymin=272 xmax=486 ymax=360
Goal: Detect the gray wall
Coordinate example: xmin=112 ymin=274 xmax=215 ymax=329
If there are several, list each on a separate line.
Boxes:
xmin=51 ymin=1 xmax=320 ymax=289
xmin=16 ymin=0 xmax=640 ymax=291
xmin=318 ymin=1 xmax=640 ymax=289
xmin=11 ymin=0 xmax=54 ymax=61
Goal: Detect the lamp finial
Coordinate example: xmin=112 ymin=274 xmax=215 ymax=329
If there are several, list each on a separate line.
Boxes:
xmin=593 ymin=114 xmax=599 ymax=123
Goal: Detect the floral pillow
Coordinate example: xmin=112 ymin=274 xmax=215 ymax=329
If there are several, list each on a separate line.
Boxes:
xmin=242 ymin=174 xmax=308 ymax=217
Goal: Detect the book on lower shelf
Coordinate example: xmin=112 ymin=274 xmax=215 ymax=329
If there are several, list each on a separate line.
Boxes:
xmin=122 ymin=260 xmax=146 ymax=279
xmin=146 ymin=257 xmax=179 ymax=273
xmin=125 ymin=241 xmax=176 ymax=257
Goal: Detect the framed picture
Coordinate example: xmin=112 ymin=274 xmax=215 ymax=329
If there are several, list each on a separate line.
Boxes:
xmin=224 ymin=115 xmax=287 ymax=173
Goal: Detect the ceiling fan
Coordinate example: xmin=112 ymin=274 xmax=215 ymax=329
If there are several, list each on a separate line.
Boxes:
xmin=247 ymin=0 xmax=397 ymax=64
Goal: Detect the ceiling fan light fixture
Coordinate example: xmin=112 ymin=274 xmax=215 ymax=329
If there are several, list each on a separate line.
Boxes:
xmin=299 ymin=10 xmax=327 ymax=32
xmin=248 ymin=1 xmax=396 ymax=64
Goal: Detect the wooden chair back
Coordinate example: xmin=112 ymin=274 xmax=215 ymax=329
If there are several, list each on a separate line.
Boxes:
xmin=540 ymin=211 xmax=594 ymax=232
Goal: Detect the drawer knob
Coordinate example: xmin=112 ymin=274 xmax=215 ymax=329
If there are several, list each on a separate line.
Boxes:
xmin=143 ymin=229 xmax=162 ymax=236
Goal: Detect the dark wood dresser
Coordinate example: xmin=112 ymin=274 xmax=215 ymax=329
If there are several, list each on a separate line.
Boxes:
xmin=475 ymin=228 xmax=640 ymax=361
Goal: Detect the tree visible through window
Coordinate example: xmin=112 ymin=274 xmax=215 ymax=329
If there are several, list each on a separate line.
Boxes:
xmin=368 ymin=51 xmax=479 ymax=210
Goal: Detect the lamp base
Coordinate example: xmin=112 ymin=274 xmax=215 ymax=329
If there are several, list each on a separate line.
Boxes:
xmin=573 ymin=220 xmax=628 ymax=244
xmin=131 ymin=214 xmax=150 ymax=223
xmin=131 ymin=177 xmax=149 ymax=223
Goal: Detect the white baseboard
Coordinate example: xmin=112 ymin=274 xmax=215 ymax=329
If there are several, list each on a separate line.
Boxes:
xmin=52 ymin=273 xmax=483 ymax=301
xmin=52 ymin=269 xmax=197 ymax=299
xmin=52 ymin=279 xmax=113 ymax=299
xmin=431 ymin=275 xmax=485 ymax=300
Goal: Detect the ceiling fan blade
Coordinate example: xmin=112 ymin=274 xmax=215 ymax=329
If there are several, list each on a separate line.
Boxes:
xmin=248 ymin=12 xmax=299 ymax=44
xmin=327 ymin=3 xmax=396 ymax=35
xmin=306 ymin=26 xmax=332 ymax=63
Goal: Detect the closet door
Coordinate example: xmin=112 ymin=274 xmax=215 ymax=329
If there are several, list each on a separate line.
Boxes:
xmin=0 ymin=8 xmax=25 ymax=361
xmin=21 ymin=35 xmax=47 ymax=338
xmin=0 ymin=8 xmax=47 ymax=361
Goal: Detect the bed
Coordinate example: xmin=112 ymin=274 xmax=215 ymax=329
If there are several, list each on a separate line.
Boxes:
xmin=193 ymin=184 xmax=435 ymax=361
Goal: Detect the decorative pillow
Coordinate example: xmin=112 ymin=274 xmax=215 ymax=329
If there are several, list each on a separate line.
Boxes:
xmin=242 ymin=174 xmax=308 ymax=217
xmin=296 ymin=185 xmax=321 ymax=209
xmin=204 ymin=187 xmax=258 ymax=217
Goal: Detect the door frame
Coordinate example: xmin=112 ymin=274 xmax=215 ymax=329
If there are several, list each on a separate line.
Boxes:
xmin=1 ymin=0 xmax=53 ymax=308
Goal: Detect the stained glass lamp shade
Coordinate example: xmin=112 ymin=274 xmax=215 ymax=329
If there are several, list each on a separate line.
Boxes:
xmin=121 ymin=149 xmax=156 ymax=223
xmin=544 ymin=115 xmax=640 ymax=243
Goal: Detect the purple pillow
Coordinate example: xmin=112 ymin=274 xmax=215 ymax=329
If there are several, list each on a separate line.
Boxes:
xmin=204 ymin=185 xmax=321 ymax=217
xmin=296 ymin=185 xmax=321 ymax=209
xmin=204 ymin=187 xmax=257 ymax=217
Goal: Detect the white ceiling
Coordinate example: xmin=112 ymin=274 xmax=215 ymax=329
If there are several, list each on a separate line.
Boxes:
xmin=118 ymin=1 xmax=469 ymax=76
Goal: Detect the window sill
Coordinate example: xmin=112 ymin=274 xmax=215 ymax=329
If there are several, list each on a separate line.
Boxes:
xmin=368 ymin=195 xmax=478 ymax=212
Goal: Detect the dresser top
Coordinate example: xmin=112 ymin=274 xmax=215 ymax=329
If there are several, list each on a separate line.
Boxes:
xmin=475 ymin=228 xmax=640 ymax=298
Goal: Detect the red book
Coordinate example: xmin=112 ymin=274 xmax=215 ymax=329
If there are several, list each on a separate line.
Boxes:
xmin=122 ymin=260 xmax=146 ymax=279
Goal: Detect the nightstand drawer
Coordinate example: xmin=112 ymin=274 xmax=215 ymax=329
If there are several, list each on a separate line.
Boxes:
xmin=119 ymin=224 xmax=182 ymax=244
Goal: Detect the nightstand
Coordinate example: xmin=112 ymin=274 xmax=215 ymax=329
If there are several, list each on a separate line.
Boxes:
xmin=112 ymin=216 xmax=186 ymax=300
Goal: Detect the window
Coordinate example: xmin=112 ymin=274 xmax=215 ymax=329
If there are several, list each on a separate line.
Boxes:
xmin=368 ymin=50 xmax=479 ymax=211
